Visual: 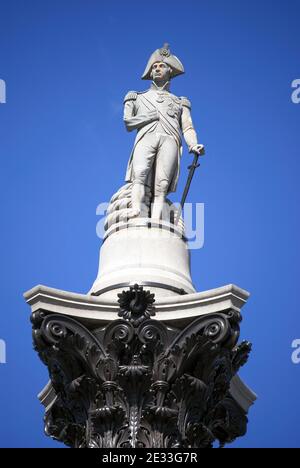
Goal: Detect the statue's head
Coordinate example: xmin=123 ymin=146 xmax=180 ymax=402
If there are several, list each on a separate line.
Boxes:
xmin=150 ymin=61 xmax=172 ymax=84
xmin=142 ymin=44 xmax=184 ymax=81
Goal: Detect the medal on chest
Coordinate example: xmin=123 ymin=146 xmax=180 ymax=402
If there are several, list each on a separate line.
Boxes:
xmin=155 ymin=94 xmax=181 ymax=117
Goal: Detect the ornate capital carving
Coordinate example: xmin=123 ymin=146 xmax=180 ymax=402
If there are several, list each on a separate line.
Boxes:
xmin=31 ymin=287 xmax=252 ymax=448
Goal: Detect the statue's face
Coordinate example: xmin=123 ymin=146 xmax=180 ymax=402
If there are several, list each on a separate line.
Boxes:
xmin=151 ymin=62 xmax=171 ymax=82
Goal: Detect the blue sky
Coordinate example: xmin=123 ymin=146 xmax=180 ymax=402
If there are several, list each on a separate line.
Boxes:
xmin=0 ymin=0 xmax=299 ymax=448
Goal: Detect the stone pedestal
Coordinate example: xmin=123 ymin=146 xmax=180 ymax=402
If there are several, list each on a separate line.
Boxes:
xmin=90 ymin=219 xmax=194 ymax=300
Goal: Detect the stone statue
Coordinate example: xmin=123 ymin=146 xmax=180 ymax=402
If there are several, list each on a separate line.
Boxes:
xmin=123 ymin=44 xmax=205 ymax=221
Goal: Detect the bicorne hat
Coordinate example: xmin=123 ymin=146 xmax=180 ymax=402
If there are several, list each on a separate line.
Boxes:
xmin=141 ymin=43 xmax=185 ymax=80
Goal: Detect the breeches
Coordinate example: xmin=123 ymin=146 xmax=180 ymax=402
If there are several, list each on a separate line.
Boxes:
xmin=132 ymin=132 xmax=178 ymax=195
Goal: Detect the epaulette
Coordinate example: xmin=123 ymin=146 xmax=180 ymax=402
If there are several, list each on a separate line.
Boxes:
xmin=181 ymin=96 xmax=191 ymax=110
xmin=124 ymin=91 xmax=138 ymax=103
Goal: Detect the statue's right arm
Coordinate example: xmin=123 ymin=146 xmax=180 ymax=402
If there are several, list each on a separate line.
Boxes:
xmin=123 ymin=92 xmax=158 ymax=132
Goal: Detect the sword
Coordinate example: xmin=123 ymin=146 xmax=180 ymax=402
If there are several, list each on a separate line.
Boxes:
xmin=176 ymin=152 xmax=202 ymax=224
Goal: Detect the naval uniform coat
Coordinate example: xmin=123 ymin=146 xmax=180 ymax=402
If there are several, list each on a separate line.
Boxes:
xmin=123 ymin=84 xmax=193 ymax=193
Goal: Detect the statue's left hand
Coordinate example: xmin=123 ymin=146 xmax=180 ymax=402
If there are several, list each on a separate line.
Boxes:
xmin=191 ymin=144 xmax=205 ymax=156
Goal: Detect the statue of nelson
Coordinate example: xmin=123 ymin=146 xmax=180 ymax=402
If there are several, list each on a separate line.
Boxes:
xmin=123 ymin=44 xmax=205 ymax=221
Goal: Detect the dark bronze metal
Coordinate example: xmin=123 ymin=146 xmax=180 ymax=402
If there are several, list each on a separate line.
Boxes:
xmin=31 ymin=285 xmax=252 ymax=448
